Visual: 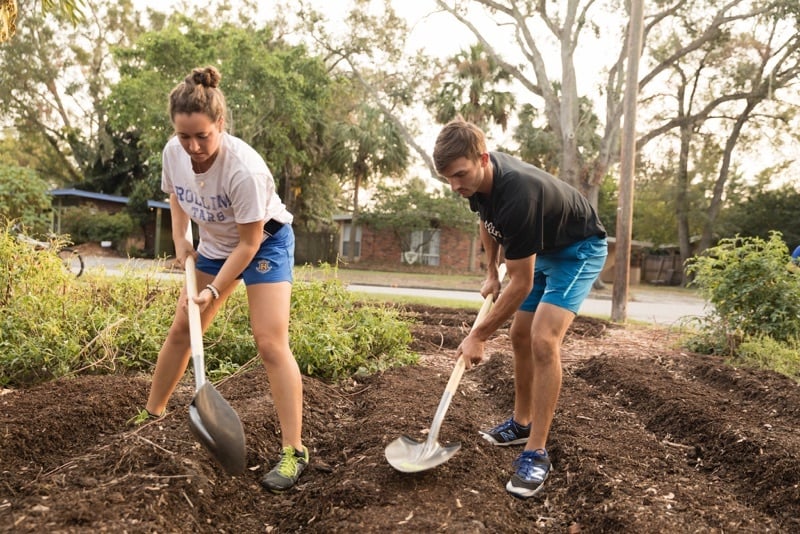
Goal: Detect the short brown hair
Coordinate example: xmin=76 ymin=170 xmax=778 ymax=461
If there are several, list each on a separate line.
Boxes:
xmin=168 ymin=66 xmax=227 ymax=124
xmin=433 ymin=118 xmax=487 ymax=173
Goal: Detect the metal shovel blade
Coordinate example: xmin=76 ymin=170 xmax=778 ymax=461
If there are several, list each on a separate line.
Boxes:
xmin=385 ymin=263 xmax=506 ymax=474
xmin=385 ymin=435 xmax=461 ymax=473
xmin=188 ymin=381 xmax=247 ymax=475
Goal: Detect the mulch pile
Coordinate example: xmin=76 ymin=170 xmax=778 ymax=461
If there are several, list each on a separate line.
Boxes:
xmin=2 ymin=305 xmax=798 ymax=532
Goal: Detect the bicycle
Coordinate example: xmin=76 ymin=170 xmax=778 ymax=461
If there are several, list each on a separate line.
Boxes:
xmin=14 ymin=226 xmax=84 ymax=278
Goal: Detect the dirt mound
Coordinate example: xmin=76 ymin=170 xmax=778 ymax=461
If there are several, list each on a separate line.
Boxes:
xmin=2 ymin=307 xmax=798 ymax=532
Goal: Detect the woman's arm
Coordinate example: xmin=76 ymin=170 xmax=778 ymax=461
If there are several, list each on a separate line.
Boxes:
xmin=169 ymin=194 xmax=193 ymax=268
xmin=206 ymin=220 xmax=263 ymax=293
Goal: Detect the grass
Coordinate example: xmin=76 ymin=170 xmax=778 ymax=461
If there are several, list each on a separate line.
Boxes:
xmin=295 ymin=265 xmax=485 ymax=292
xmin=351 ymin=290 xmax=482 ymax=310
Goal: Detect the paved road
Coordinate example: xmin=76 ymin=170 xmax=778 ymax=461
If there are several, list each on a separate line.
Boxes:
xmin=348 ymin=284 xmax=709 ymax=326
xmin=84 ymin=256 xmax=709 ymax=326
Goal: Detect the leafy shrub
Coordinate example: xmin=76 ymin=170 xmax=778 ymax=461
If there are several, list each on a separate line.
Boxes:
xmin=685 ymin=232 xmax=800 ymax=344
xmin=736 ymin=336 xmax=800 ymax=381
xmin=0 ymin=165 xmax=52 ymax=234
xmin=60 ymin=206 xmax=135 ymax=245
xmin=290 ymin=270 xmax=416 ymax=380
xmin=0 ymin=229 xmax=417 ymax=387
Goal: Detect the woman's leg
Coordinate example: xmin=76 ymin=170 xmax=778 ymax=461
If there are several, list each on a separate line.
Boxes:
xmin=246 ymin=281 xmax=303 ymax=450
xmin=145 ymin=271 xmax=236 ymax=416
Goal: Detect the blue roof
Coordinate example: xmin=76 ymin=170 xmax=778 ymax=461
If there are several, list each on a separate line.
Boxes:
xmin=49 ymin=188 xmax=170 ymax=210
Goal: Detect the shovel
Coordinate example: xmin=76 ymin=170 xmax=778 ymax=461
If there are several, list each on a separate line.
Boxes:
xmin=183 ymin=225 xmax=247 ymax=475
xmin=385 ymin=263 xmax=507 ymax=473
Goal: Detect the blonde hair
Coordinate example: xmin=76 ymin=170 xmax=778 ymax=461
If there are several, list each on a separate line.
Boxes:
xmin=168 ymin=66 xmax=227 ymax=124
xmin=433 ymin=118 xmax=487 ymax=173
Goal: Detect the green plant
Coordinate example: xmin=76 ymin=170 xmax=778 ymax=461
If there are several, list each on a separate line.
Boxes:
xmin=290 ymin=266 xmax=417 ymax=380
xmin=0 ymin=165 xmax=53 ymax=233
xmin=735 ymin=335 xmax=800 ymax=381
xmin=686 ymin=232 xmax=800 ymax=344
xmin=60 ymin=206 xmax=135 ymax=245
xmin=0 ymin=232 xmax=417 ymax=387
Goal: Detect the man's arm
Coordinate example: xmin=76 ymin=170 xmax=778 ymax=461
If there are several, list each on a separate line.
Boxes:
xmin=458 ymin=254 xmax=535 ymax=368
xmin=470 ymin=255 xmax=534 ymax=343
xmin=479 ymin=222 xmax=503 ymax=298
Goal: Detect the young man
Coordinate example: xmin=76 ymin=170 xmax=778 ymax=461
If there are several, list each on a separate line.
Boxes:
xmin=433 ymin=118 xmax=607 ymax=498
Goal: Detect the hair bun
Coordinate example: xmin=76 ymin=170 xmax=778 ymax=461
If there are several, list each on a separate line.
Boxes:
xmin=189 ymin=66 xmax=221 ymax=88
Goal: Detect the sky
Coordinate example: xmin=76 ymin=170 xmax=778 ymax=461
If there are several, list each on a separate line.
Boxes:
xmin=131 ymin=0 xmax=557 ymax=185
xmin=131 ymin=0 xmax=797 ymax=189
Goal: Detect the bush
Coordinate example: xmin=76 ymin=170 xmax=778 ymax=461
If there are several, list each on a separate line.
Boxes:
xmin=0 ymin=229 xmax=417 ymax=387
xmin=0 ymin=165 xmax=52 ymax=233
xmin=736 ymin=336 xmax=800 ymax=381
xmin=60 ymin=206 xmax=135 ymax=245
xmin=685 ymin=232 xmax=800 ymax=379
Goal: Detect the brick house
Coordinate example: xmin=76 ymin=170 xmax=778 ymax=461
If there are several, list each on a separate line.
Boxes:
xmin=334 ymin=215 xmax=483 ymax=273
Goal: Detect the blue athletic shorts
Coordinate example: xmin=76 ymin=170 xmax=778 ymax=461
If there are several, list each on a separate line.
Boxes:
xmin=196 ymin=224 xmax=295 ymax=285
xmin=519 ymin=235 xmax=607 ymax=314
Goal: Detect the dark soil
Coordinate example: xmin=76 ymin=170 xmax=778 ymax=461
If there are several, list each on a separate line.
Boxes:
xmin=2 ymin=305 xmax=799 ymax=533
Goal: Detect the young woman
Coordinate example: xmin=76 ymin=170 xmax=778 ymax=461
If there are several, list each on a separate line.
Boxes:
xmin=141 ymin=66 xmax=307 ymax=492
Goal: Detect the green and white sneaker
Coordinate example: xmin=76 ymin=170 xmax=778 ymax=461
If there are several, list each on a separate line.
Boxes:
xmin=260 ymin=445 xmax=309 ymax=492
xmin=127 ymin=408 xmax=166 ymax=426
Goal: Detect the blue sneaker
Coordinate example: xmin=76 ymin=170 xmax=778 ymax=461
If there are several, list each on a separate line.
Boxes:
xmin=506 ymin=449 xmax=551 ymax=498
xmin=479 ymin=417 xmax=530 ymax=446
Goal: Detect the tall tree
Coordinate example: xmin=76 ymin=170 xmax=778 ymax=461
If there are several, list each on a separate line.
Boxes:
xmin=427 ymin=43 xmax=516 ymax=131
xmin=293 ymin=0 xmax=440 ymax=180
xmin=0 ymin=0 xmax=141 ymax=183
xmin=636 ymin=0 xmax=800 ymax=270
xmin=434 ymin=0 xmax=617 ymax=205
xmin=328 ymin=97 xmax=409 ymax=261
xmin=107 ymin=9 xmax=341 ymax=231
xmin=1 ymin=0 xmax=85 ymax=43
xmin=428 ymin=1 xmax=799 ymax=216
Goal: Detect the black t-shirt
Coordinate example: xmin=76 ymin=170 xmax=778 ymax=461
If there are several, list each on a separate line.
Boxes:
xmin=468 ymin=152 xmax=607 ymax=260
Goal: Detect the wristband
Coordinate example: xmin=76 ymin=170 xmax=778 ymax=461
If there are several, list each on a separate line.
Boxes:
xmin=205 ymin=284 xmax=220 ymax=300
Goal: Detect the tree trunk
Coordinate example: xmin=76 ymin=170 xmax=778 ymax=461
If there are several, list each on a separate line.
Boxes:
xmin=699 ymin=99 xmax=757 ymax=253
xmin=676 ymin=124 xmax=692 ymax=286
xmin=347 ymin=174 xmax=362 ymax=263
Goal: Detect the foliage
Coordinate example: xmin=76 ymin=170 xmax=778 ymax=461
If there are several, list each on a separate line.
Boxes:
xmin=360 ymin=178 xmax=478 ymax=252
xmin=685 ymin=232 xmax=800 ymax=351
xmin=0 ymin=228 xmax=417 ymax=387
xmin=0 ymin=165 xmax=52 ymax=233
xmin=82 ymin=126 xmax=149 ymax=198
xmin=290 ymin=266 xmax=417 ymax=380
xmin=716 ymin=181 xmax=800 ymax=249
xmin=595 ymin=173 xmax=618 ymax=238
xmin=735 ymin=335 xmax=800 ymax=382
xmin=107 ymin=10 xmax=341 ymax=231
xmin=0 ymin=0 xmax=143 ymax=183
xmin=327 ymin=95 xmax=410 ymax=212
xmin=513 ymin=97 xmax=602 ymax=178
xmin=41 ymin=0 xmax=85 ymax=23
xmin=427 ymin=43 xmax=516 ymax=131
xmin=60 ymin=207 xmax=135 ymax=245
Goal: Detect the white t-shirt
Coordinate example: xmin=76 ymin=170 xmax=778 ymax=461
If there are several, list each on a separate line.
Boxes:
xmin=161 ymin=133 xmax=293 ymax=259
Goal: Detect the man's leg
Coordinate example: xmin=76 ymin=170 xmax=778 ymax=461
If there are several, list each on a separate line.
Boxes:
xmin=526 ymin=303 xmax=575 ymax=450
xmin=505 ymin=303 xmax=574 ymax=498
xmin=506 ymin=236 xmax=606 ymax=498
xmin=508 ymin=310 xmax=534 ymax=425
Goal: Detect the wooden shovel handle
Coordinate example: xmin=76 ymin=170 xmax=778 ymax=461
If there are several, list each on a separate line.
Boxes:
xmin=184 ymin=225 xmax=206 ymax=390
xmin=444 ymin=262 xmax=508 ymax=391
xmin=425 ymin=264 xmax=507 ymax=445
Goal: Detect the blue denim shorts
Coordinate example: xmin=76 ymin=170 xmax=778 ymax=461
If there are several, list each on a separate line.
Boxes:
xmin=520 ymin=236 xmax=607 ymax=313
xmin=196 ymin=224 xmax=295 ymax=285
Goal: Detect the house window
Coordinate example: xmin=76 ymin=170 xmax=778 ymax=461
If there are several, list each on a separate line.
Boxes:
xmin=404 ymin=229 xmax=440 ymax=266
xmin=341 ymin=223 xmax=362 ymax=258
